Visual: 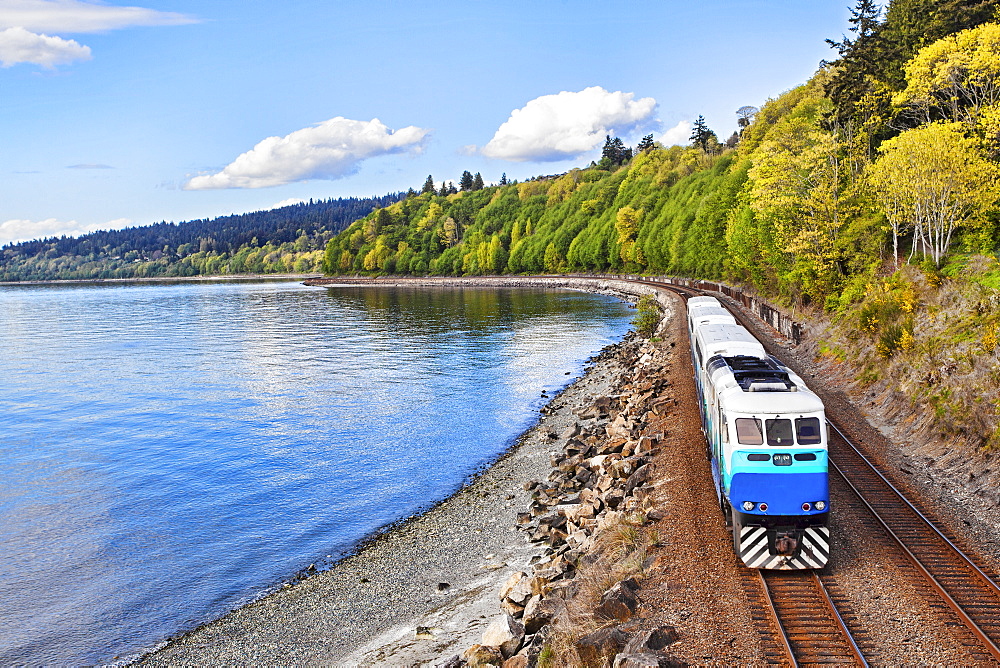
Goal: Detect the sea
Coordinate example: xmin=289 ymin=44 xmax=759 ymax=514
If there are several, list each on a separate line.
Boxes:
xmin=0 ymin=279 xmax=633 ymax=664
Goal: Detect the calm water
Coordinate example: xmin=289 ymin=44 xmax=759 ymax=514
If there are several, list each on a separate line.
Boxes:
xmin=0 ymin=280 xmax=632 ymax=664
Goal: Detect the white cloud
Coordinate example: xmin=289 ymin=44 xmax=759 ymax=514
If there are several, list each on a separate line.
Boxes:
xmin=184 ymin=117 xmax=430 ymax=190
xmin=481 ymin=86 xmax=657 ymax=162
xmin=660 ymin=120 xmax=692 ymax=147
xmin=271 ymin=198 xmax=307 ymax=209
xmin=0 ymin=216 xmax=130 ymax=246
xmin=0 ymin=0 xmax=196 ymax=33
xmin=0 ymin=26 xmax=89 ymax=67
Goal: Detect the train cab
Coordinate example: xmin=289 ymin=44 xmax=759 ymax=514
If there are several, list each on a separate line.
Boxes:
xmin=688 ymin=301 xmax=831 ymax=570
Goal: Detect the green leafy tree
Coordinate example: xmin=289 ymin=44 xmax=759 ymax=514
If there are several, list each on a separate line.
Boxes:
xmin=867 ymin=120 xmax=999 ymax=266
xmin=473 ymin=172 xmax=485 ymax=190
xmin=632 ymin=294 xmax=660 ymax=338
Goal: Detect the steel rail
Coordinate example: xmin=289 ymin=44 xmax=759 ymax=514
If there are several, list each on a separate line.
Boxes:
xmin=813 ymin=571 xmax=870 ymax=667
xmin=828 ymin=428 xmax=1000 ymax=661
xmin=827 ymin=421 xmax=1000 ymax=599
xmin=756 ymin=570 xmax=799 ymax=668
xmin=757 ymin=570 xmax=870 ymax=667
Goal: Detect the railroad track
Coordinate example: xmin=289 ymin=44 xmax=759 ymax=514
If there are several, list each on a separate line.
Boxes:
xmin=757 ymin=569 xmax=868 ymax=666
xmin=827 ymin=422 xmax=1000 ymax=661
xmin=625 ymin=275 xmax=1000 ymax=663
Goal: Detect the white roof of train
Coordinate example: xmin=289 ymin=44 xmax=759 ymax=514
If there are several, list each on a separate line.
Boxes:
xmin=694 ymin=322 xmax=766 ymax=359
xmin=708 ymin=355 xmax=825 ymax=414
xmin=721 ymin=385 xmax=825 ymax=414
xmin=689 ymin=304 xmax=732 ymax=320
xmin=687 ymin=296 xmax=721 ymax=307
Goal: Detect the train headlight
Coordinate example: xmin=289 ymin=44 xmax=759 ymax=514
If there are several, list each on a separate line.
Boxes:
xmin=815 ymin=500 xmax=827 ymax=511
xmin=802 ymin=502 xmax=812 ymax=512
xmin=742 ymin=501 xmax=755 ymax=511
xmin=758 ymin=502 xmax=768 ymax=512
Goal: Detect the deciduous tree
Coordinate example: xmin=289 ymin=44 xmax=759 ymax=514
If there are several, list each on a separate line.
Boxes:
xmin=867 ymin=120 xmax=998 ymax=266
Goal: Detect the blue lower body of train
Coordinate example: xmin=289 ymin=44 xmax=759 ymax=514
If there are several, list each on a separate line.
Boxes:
xmin=720 ymin=468 xmax=830 ymax=569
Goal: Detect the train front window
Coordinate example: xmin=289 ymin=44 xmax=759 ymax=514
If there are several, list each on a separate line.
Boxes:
xmin=795 ymin=417 xmax=822 ymax=445
xmin=735 ymin=418 xmax=763 ymax=445
xmin=765 ymin=418 xmax=794 ymax=446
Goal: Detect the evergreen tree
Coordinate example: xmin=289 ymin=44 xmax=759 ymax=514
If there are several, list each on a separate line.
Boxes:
xmin=601 ymin=135 xmax=633 ymax=165
xmin=689 ymin=115 xmax=718 ymax=152
xmin=421 ymin=175 xmax=435 ymax=194
xmin=827 ymin=0 xmax=882 ymax=56
xmin=601 ymin=135 xmax=617 ymax=163
xmin=472 ymin=172 xmax=485 ymax=190
xmin=636 ymin=134 xmax=655 ymax=153
xmin=499 ymin=172 xmax=508 ymax=186
xmin=459 ymin=170 xmax=474 ymax=191
xmin=439 ymin=180 xmax=450 ymax=196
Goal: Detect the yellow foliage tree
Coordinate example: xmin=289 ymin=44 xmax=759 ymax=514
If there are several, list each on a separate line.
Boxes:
xmin=867 ymin=121 xmax=998 ymax=267
xmin=894 ymin=22 xmax=1000 ymax=125
xmin=416 ymin=202 xmax=443 ymax=231
xmin=746 ymin=108 xmax=848 ymax=298
xmin=439 ymin=217 xmax=460 ymax=247
xmin=615 ymin=205 xmax=643 ymax=265
xmin=362 ymin=235 xmax=392 ymax=271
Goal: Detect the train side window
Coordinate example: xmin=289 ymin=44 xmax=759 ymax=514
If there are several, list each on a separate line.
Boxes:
xmin=720 ymin=408 xmax=729 ymax=443
xmin=735 ymin=418 xmax=763 ymax=445
xmin=765 ymin=418 xmax=794 ymax=446
xmin=795 ymin=417 xmax=822 ymax=445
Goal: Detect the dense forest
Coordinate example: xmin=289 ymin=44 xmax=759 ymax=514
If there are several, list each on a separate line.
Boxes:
xmin=0 ymin=194 xmax=404 ymax=281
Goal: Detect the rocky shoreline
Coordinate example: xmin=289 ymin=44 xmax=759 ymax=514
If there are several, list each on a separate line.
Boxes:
xmin=139 ymin=278 xmax=670 ymax=666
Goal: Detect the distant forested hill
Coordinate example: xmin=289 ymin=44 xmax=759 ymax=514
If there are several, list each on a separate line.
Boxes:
xmin=0 ymin=194 xmax=404 ymax=281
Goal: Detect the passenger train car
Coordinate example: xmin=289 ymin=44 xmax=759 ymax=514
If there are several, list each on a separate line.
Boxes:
xmin=688 ymin=296 xmax=830 ymax=569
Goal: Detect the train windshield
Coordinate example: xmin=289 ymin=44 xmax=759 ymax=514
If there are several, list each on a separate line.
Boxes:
xmin=765 ymin=419 xmax=794 ymax=445
xmin=734 ymin=416 xmax=824 ymax=446
xmin=795 ymin=417 xmax=822 ymax=444
xmin=735 ymin=418 xmax=763 ymax=445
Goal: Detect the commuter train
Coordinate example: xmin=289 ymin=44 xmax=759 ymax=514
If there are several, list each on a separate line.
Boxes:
xmin=688 ymin=296 xmax=830 ymax=570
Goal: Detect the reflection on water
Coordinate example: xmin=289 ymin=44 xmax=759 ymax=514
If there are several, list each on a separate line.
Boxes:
xmin=0 ymin=280 xmax=631 ymax=664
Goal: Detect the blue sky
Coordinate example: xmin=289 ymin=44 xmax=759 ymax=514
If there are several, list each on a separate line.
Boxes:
xmin=0 ymin=1 xmax=851 ymax=245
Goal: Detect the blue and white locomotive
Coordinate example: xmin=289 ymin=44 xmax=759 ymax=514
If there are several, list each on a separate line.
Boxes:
xmin=688 ymin=296 xmax=830 ymax=570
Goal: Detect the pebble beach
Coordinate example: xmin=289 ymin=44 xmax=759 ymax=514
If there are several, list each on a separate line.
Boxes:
xmin=139 ymin=282 xmax=646 ymax=666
